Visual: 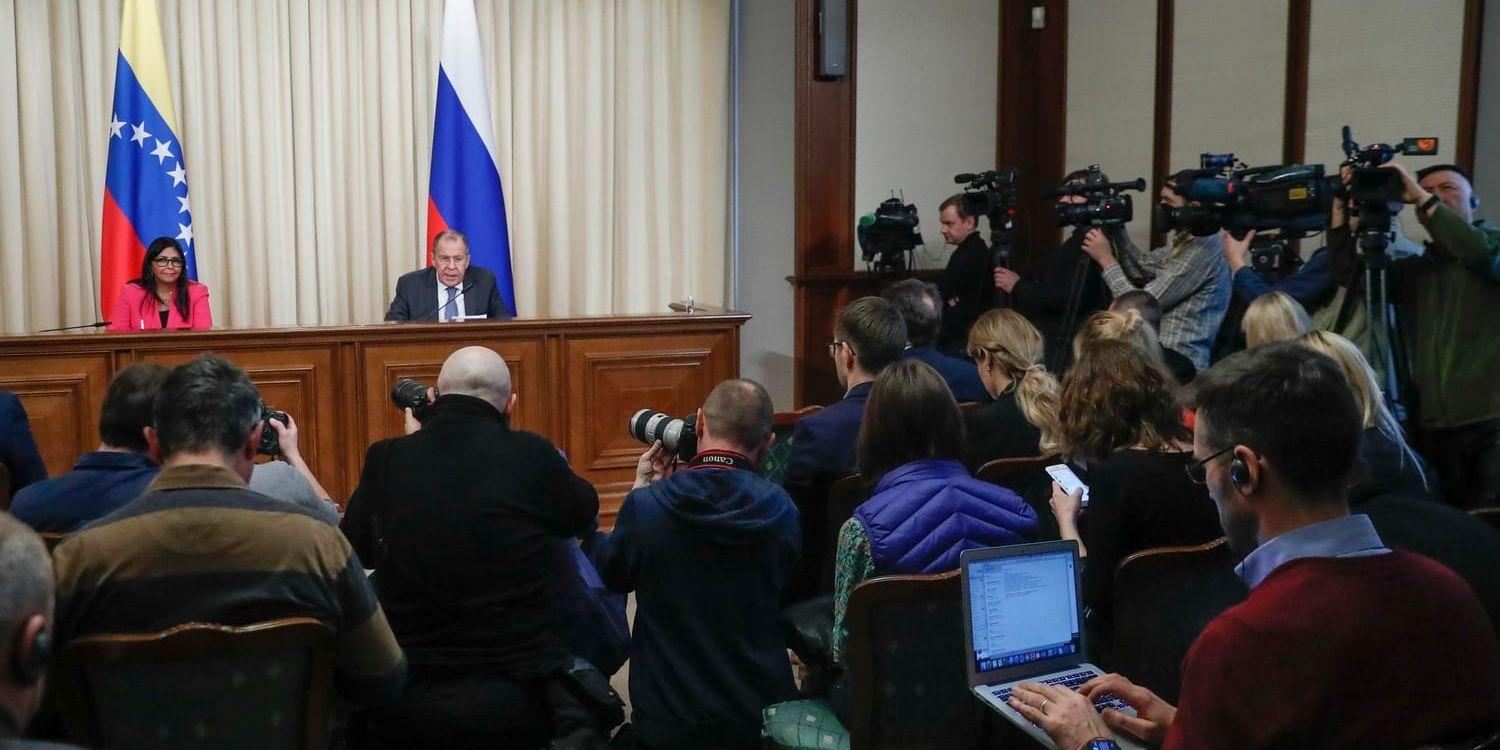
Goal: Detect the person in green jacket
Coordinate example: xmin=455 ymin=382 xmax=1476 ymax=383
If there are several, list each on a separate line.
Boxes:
xmin=1389 ymin=162 xmax=1499 ymax=508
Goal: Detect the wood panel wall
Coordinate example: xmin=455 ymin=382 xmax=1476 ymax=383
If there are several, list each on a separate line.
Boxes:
xmin=0 ymin=311 xmax=747 ymax=525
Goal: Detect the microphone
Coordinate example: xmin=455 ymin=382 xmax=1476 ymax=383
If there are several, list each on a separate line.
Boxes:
xmin=38 ymin=321 xmax=111 ymax=333
xmin=413 ymin=282 xmax=475 ymax=322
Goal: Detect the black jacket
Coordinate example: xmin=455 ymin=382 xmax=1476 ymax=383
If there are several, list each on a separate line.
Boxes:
xmin=341 ymin=394 xmax=598 ymax=679
xmin=937 ymin=233 xmax=993 ymax=354
xmin=599 ymin=455 xmax=800 ymax=750
xmin=384 ymin=265 xmax=512 ymax=321
xmin=963 ymin=386 xmax=1043 ymax=469
xmin=1011 ymin=229 xmax=1109 ymax=372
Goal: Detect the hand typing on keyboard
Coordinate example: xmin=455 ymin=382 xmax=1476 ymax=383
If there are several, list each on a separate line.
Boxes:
xmin=1080 ymin=673 xmax=1179 ymax=746
xmin=1009 ymin=681 xmax=1116 ymax=750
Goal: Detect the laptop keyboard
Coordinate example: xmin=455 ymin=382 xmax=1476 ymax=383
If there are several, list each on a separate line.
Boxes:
xmin=989 ymin=669 xmax=1132 ymax=715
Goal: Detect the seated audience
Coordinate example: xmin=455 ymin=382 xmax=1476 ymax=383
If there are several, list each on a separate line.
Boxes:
xmin=1241 ymin=290 xmax=1311 ymax=349
xmin=600 ymin=379 xmax=800 ymax=750
xmin=782 ymin=296 xmax=905 ymax=599
xmin=962 ymin=308 xmax=1060 ymax=466
xmin=105 ymin=237 xmax=212 ymax=332
xmin=0 ymin=513 xmax=81 ymax=749
xmin=1051 ymin=339 xmax=1221 ymax=653
xmin=882 ymin=279 xmax=989 ymax=402
xmin=0 ymin=391 xmax=46 ymax=495
xmin=1299 ymin=330 xmax=1430 ymax=501
xmin=1014 ymin=342 xmax=1500 ymax=750
xmin=249 ymin=413 xmax=340 ymax=525
xmin=51 ymin=355 xmax=406 ymax=707
xmin=1106 ymin=291 xmax=1196 ymax=384
xmin=341 ymin=346 xmax=602 ymax=749
xmin=833 ymin=359 xmax=1037 ymax=663
xmin=10 ymin=365 xmax=168 ymax=532
xmin=1073 ymin=309 xmax=1176 ymax=386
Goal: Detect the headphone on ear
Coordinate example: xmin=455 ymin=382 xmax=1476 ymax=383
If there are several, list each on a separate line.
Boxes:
xmin=1229 ymin=456 xmax=1251 ymax=487
xmin=1471 ymin=194 xmax=1480 ymax=210
xmin=9 ymin=622 xmax=49 ymax=686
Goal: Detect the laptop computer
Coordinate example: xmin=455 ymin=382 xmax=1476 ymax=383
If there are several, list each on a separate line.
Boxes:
xmin=960 ymin=540 xmax=1146 ymax=750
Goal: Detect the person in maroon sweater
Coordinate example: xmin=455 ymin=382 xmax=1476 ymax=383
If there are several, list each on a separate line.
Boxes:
xmin=1006 ymin=342 xmax=1500 ymax=750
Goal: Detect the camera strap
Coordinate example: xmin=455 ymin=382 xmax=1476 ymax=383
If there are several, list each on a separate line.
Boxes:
xmin=686 ymin=450 xmax=754 ymax=472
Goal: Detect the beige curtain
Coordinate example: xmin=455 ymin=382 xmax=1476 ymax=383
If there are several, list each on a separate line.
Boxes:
xmin=0 ymin=0 xmax=730 ymax=334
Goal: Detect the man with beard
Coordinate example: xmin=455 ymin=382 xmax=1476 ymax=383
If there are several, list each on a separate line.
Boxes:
xmin=1006 ymin=342 xmax=1500 ymax=750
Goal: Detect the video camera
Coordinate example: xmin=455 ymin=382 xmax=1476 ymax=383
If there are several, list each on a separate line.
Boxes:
xmin=954 ymin=168 xmax=1020 ymax=272
xmin=857 ymin=196 xmax=922 ymax=273
xmin=1340 ymin=125 xmax=1439 ymax=262
xmin=1047 ymin=164 xmax=1146 ymax=228
xmin=1158 ymin=153 xmax=1338 ymax=239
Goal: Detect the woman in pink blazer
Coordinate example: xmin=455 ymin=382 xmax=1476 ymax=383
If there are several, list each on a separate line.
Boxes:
xmin=106 ymin=237 xmax=213 ymax=332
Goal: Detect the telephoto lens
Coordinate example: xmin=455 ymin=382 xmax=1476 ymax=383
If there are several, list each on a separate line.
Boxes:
xmin=628 ymin=409 xmax=698 ymax=462
xmin=391 ymin=378 xmax=435 ymax=422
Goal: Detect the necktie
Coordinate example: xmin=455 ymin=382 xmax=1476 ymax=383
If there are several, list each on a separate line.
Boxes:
xmin=443 ymin=285 xmax=459 ymax=321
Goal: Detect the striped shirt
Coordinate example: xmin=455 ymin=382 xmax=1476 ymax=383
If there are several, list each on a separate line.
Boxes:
xmin=1102 ymin=231 xmax=1231 ymax=370
xmin=52 ymin=463 xmax=406 ymax=706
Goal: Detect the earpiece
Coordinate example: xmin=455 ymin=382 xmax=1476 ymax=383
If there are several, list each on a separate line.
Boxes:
xmin=10 ymin=622 xmax=49 ymax=686
xmin=1229 ymin=457 xmax=1251 ymax=487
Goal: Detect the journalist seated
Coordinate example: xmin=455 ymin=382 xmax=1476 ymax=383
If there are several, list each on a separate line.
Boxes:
xmin=384 ymin=230 xmax=513 ymax=321
xmin=599 ymin=379 xmax=800 ymax=750
xmin=0 ymin=513 xmax=84 ymax=749
xmin=341 ymin=346 xmax=605 ymax=749
xmin=882 ymin=279 xmax=989 ymax=402
xmin=1014 ymin=342 xmax=1500 ymax=750
xmin=962 ymin=308 xmax=1061 ymax=466
xmin=51 ymin=354 xmax=407 ymax=708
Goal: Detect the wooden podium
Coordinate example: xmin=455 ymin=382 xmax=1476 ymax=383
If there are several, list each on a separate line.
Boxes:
xmin=0 ymin=309 xmax=748 ymax=524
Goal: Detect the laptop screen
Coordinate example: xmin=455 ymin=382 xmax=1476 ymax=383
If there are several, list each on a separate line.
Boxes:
xmin=967 ymin=548 xmax=1081 ymax=674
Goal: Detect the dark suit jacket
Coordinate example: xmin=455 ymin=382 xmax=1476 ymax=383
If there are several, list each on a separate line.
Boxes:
xmin=0 ymin=392 xmax=47 ymax=494
xmin=384 ymin=266 xmax=512 ymax=322
xmin=901 ymin=345 xmax=989 ymax=403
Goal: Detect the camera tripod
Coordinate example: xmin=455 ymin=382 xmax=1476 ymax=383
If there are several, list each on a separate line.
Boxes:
xmin=1338 ymin=227 xmax=1412 ymax=423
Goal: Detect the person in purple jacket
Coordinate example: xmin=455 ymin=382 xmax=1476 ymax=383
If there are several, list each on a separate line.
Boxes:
xmin=830 ymin=358 xmax=1038 ymax=664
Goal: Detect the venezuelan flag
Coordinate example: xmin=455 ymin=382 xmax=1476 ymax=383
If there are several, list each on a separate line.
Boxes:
xmin=427 ymin=0 xmax=515 ymax=316
xmin=100 ymin=0 xmax=195 ymax=317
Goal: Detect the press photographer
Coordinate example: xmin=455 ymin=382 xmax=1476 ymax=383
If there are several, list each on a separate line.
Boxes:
xmin=995 ymin=166 xmax=1141 ymax=371
xmin=1084 ymin=170 xmax=1230 ymax=371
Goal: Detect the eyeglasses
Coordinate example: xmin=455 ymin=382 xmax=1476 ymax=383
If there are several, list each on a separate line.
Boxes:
xmin=1184 ymin=445 xmax=1234 ymax=484
xmin=152 ymin=257 xmax=185 ymax=268
xmin=433 ymin=254 xmax=469 ymax=267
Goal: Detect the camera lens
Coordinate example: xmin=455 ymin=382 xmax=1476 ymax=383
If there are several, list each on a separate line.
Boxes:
xmin=630 ymin=409 xmax=688 ymax=454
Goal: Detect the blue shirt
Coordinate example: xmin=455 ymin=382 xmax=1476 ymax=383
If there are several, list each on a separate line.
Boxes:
xmin=0 ymin=391 xmax=48 ymax=493
xmin=901 ymin=345 xmax=990 ymax=403
xmin=9 ymin=451 xmax=159 ymax=533
xmin=1231 ymin=246 xmax=1338 ymax=308
xmin=1234 ymin=513 xmax=1390 ymax=589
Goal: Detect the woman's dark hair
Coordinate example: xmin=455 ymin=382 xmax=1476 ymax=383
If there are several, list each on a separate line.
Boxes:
xmin=857 ymin=359 xmax=965 ymax=482
xmin=1057 ymin=338 xmax=1189 ymax=461
xmin=132 ymin=236 xmax=190 ymax=319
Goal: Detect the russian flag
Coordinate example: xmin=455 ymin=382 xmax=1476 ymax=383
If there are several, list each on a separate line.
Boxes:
xmin=100 ymin=0 xmax=196 ymax=317
xmin=427 ymin=0 xmax=515 ymax=316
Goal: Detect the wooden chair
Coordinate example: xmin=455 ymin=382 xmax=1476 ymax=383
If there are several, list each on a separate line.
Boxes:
xmin=763 ymin=405 xmax=825 ymax=485
xmin=1470 ymin=507 xmax=1500 ymax=536
xmin=1111 ymin=538 xmax=1247 ymax=704
xmin=1417 ymin=727 xmax=1500 ymax=750
xmin=975 ymin=455 xmax=1058 ymax=541
xmin=52 ymin=618 xmax=336 ymax=750
xmin=845 ymin=571 xmax=982 ymax=750
xmin=0 ymin=461 xmax=11 ymax=512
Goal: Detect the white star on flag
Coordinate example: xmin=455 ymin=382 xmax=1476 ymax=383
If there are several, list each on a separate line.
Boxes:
xmin=109 ymin=114 xmax=125 ymax=139
xmin=149 ymin=139 xmax=174 ymax=165
xmin=167 ymin=163 xmax=187 ymax=187
xmin=130 ymin=122 xmax=151 ymax=147
xmin=176 ymin=222 xmax=194 ymax=247
xmin=176 ymin=195 xmax=191 ymax=214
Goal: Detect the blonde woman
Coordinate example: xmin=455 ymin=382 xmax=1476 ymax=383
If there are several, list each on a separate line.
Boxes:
xmin=964 ymin=308 xmax=1062 ymax=465
xmin=1243 ymin=291 xmax=1312 ymax=348
xmin=1072 ymin=310 xmax=1173 ymax=380
xmin=1300 ymin=330 xmax=1430 ymax=499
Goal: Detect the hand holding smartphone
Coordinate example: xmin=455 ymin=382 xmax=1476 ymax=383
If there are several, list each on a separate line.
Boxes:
xmin=1045 ymin=463 xmax=1090 ymax=508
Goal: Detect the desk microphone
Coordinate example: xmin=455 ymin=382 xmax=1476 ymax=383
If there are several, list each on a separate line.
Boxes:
xmin=414 ymin=283 xmax=475 ymax=322
xmin=38 ymin=321 xmax=111 ymax=333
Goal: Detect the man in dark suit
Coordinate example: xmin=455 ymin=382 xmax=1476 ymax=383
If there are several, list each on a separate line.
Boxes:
xmin=935 ymin=194 xmax=992 ymax=354
xmin=384 ymin=230 xmax=512 ymax=321
xmin=882 ymin=278 xmax=989 ymax=402
xmin=341 ymin=346 xmax=604 ymax=748
xmin=0 ymin=391 xmax=47 ymax=496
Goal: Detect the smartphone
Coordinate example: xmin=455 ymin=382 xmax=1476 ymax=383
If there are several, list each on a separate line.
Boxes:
xmin=1045 ymin=463 xmax=1090 ymax=508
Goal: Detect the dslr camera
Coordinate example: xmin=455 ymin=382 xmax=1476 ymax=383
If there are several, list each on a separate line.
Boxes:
xmin=1048 ymin=164 xmax=1146 ymax=228
xmin=1158 ymin=153 xmax=1338 ymax=238
xmin=629 ymin=409 xmax=698 ymax=463
xmin=258 ymin=404 xmax=289 ymax=456
xmin=391 ymin=378 xmax=437 ymax=422
xmin=856 ymin=196 xmax=922 ymax=273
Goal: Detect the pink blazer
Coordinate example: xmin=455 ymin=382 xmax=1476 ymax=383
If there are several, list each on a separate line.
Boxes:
xmin=106 ymin=281 xmax=213 ymax=332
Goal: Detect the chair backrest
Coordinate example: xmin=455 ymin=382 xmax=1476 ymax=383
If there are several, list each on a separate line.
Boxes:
xmin=764 ymin=405 xmax=825 ymax=484
xmin=1111 ymin=538 xmax=1247 ymax=704
xmin=53 ymin=618 xmax=336 ymax=750
xmin=1470 ymin=507 xmax=1500 ymax=536
xmin=975 ymin=454 xmax=1058 ymax=541
xmin=957 ymin=401 xmax=984 ymax=414
xmin=0 ymin=461 xmax=11 ymax=511
xmin=1415 ymin=727 xmax=1500 ymax=750
xmin=845 ymin=571 xmax=981 ymax=750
